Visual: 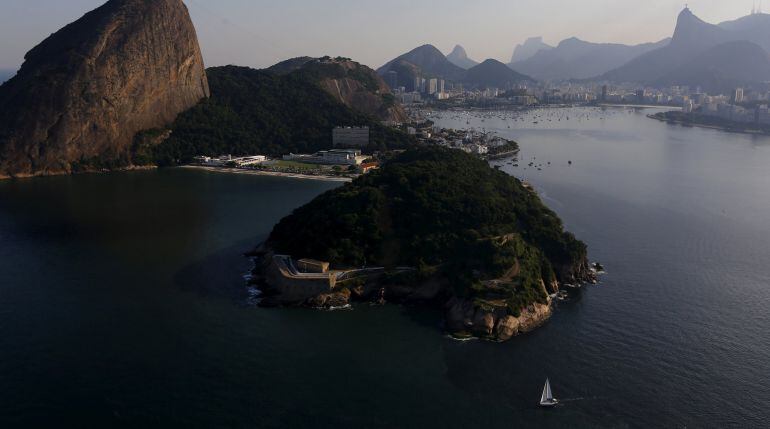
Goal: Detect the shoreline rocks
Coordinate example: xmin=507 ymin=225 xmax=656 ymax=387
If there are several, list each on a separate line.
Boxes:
xmin=444 ymin=296 xmax=554 ymax=342
xmin=248 ymin=249 xmax=596 ymax=342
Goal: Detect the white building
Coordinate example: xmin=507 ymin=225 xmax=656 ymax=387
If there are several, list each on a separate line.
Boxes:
xmin=194 ymin=155 xmax=266 ymax=167
xmin=428 ymin=78 xmax=438 ymax=95
xmin=734 ymin=88 xmax=745 ymax=104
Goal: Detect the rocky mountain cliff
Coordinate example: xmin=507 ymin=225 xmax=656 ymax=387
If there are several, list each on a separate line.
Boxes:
xmin=446 ymin=45 xmax=479 ymax=70
xmin=602 ymin=8 xmax=770 ymax=91
xmin=299 ymin=58 xmax=407 ymax=123
xmin=0 ymin=0 xmax=209 ymax=179
xmin=510 ymin=37 xmax=554 ymax=63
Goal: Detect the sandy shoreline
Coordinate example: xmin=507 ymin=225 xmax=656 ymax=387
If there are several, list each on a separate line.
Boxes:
xmin=179 ymin=165 xmax=354 ymax=182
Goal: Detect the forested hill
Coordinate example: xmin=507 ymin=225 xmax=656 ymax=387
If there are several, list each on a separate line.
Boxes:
xmin=141 ymin=65 xmax=413 ymax=166
xmin=267 ymin=147 xmax=592 ymax=311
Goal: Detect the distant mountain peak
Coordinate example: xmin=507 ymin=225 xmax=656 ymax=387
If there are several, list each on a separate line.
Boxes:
xmin=672 ymin=7 xmax=726 ymax=48
xmin=511 ymin=36 xmax=553 ymax=63
xmin=446 ymin=44 xmax=479 ymax=69
xmin=378 ymin=44 xmax=466 ymax=89
xmin=464 ymin=58 xmax=533 ymax=89
xmin=601 ymin=7 xmax=770 ymax=91
xmin=415 ymin=44 xmax=443 ymax=53
xmin=450 ymin=45 xmax=468 ymax=57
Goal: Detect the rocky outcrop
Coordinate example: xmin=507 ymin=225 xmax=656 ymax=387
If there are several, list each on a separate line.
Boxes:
xmin=307 ymin=289 xmax=352 ymax=309
xmin=250 ymin=248 xmax=589 ymax=342
xmin=445 ymin=297 xmax=553 ymax=342
xmin=312 ymin=59 xmax=407 ymax=123
xmin=0 ymin=0 xmax=209 ymax=179
xmin=446 ymin=45 xmax=479 ymax=70
xmin=267 ymin=57 xmax=407 ymax=124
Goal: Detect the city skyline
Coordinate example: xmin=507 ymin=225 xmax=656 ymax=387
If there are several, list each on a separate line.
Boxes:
xmin=0 ymin=0 xmax=762 ymax=70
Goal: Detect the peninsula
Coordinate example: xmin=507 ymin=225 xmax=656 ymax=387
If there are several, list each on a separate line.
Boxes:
xmin=650 ymin=110 xmax=770 ymax=135
xmin=251 ymin=147 xmax=595 ymax=342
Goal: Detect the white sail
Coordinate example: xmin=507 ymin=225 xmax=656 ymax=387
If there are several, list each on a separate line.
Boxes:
xmin=540 ymin=384 xmax=548 ymax=403
xmin=540 ymin=378 xmax=556 ymax=406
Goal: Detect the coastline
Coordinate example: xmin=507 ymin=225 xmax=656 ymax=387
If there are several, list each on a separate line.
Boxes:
xmin=598 ymin=103 xmax=677 ymax=109
xmin=0 ymin=164 xmax=157 ymax=181
xmin=647 ymin=113 xmax=770 ymax=136
xmin=179 ymin=165 xmax=354 ymax=182
xmin=251 ymin=243 xmax=596 ymax=343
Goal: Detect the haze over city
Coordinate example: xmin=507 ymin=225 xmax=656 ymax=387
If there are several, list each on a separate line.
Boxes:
xmin=0 ymin=0 xmax=762 ymax=70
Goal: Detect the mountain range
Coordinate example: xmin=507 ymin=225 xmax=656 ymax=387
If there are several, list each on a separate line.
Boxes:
xmin=378 ymin=44 xmax=533 ymax=90
xmin=601 ymin=8 xmax=770 ymax=92
xmin=510 ymin=37 xmax=553 ymax=63
xmin=509 ymin=37 xmax=670 ymax=81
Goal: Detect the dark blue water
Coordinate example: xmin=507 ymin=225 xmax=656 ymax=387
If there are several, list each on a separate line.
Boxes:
xmin=1 ymin=107 xmax=769 ymax=428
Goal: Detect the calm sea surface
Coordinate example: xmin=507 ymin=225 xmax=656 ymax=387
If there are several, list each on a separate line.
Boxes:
xmin=1 ymin=107 xmax=770 ymax=428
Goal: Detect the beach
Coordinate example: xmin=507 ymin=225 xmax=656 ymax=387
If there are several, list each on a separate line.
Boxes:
xmin=179 ymin=165 xmax=354 ymax=182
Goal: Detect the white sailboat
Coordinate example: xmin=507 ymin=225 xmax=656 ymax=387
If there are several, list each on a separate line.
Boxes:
xmin=539 ymin=378 xmax=559 ymax=407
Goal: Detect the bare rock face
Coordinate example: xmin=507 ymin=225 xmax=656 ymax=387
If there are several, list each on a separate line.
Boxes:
xmin=0 ymin=0 xmax=209 ymax=179
xmin=495 ymin=316 xmax=520 ymax=341
xmin=445 ymin=296 xmax=554 ymax=342
xmin=472 ymin=311 xmax=496 ymax=336
xmin=314 ymin=60 xmax=408 ymax=123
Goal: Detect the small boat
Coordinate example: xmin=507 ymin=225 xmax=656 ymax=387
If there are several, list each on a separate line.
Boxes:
xmin=539 ymin=378 xmax=559 ymax=407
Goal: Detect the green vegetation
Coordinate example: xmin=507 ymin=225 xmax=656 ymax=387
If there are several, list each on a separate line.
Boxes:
xmin=299 ymin=57 xmax=381 ymax=93
xmin=653 ymin=111 xmax=770 ymax=134
xmin=138 ymin=66 xmax=414 ymax=166
xmin=268 ymin=147 xmax=588 ymax=311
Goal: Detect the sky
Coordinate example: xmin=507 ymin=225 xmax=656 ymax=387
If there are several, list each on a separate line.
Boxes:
xmin=0 ymin=0 xmax=760 ymax=71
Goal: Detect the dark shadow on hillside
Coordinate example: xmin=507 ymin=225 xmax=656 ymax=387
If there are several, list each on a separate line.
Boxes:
xmin=172 ymin=236 xmax=266 ymax=303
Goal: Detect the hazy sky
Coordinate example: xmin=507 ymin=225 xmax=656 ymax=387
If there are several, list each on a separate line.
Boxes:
xmin=0 ymin=0 xmax=760 ymax=70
